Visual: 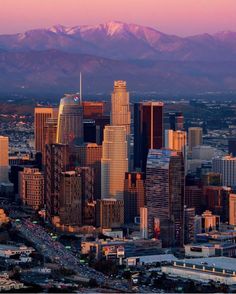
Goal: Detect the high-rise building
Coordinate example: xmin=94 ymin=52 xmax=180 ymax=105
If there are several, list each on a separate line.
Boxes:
xmin=72 ymin=143 xmax=102 ymax=199
xmin=188 ymin=127 xmax=203 ymax=151
xmin=0 ymin=136 xmax=9 ymax=183
xmin=18 ymin=168 xmax=44 ymax=210
xmin=45 ymin=144 xmax=71 ymax=221
xmin=228 ymin=138 xmax=236 ymax=157
xmin=184 ymin=207 xmax=195 ymax=244
xmin=203 ymin=186 xmax=231 ymax=222
xmin=76 ymin=166 xmax=95 ymax=226
xmin=83 ymin=116 xmax=110 ymax=145
xmin=169 ymin=112 xmax=184 ymax=131
xmin=165 ymin=130 xmax=187 ymax=152
xmin=101 ymin=126 xmax=128 ymax=200
xmin=124 ymin=172 xmax=145 ymax=224
xmin=58 ymin=171 xmax=82 ymax=227
xmin=34 ymin=107 xmax=58 ymax=153
xmin=111 ymin=80 xmax=131 ymax=135
xmin=134 ymin=102 xmax=164 ymax=171
xmin=140 ymin=207 xmax=148 ymax=239
xmin=43 ymin=118 xmax=58 ymax=165
xmin=185 ymin=186 xmax=203 ymax=215
xmin=229 ymin=194 xmax=236 ymax=225
xmin=146 ymin=149 xmax=184 ymax=247
xmin=82 ymin=101 xmax=104 ymax=119
xmin=202 ymin=172 xmax=222 ymax=186
xmin=96 ymin=199 xmax=124 ymax=228
xmin=213 ymin=155 xmax=236 ymax=187
xmin=200 ymin=210 xmax=220 ymax=233
xmin=57 ymin=94 xmax=83 ymax=145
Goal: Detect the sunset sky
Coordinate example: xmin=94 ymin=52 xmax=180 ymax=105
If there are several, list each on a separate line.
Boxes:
xmin=1 ymin=0 xmax=236 ymax=36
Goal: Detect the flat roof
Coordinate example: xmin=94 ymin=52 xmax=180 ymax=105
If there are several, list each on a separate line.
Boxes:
xmin=128 ymin=254 xmax=177 ymax=263
xmin=180 ymin=257 xmax=236 ymax=271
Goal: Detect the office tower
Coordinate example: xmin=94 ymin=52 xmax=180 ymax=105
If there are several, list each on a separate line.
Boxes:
xmin=203 ymin=186 xmax=231 ymax=222
xmin=101 ymin=126 xmax=128 ymax=200
xmin=202 ymin=172 xmax=222 ymax=186
xmin=111 ymin=80 xmax=131 ymax=135
xmin=229 ymin=194 xmax=236 ymax=225
xmin=73 ymin=143 xmax=102 ymax=199
xmin=184 ymin=207 xmax=195 ymax=244
xmin=146 ymin=149 xmax=184 ymax=247
xmin=34 ymin=107 xmax=58 ymax=153
xmin=76 ymin=166 xmax=95 ymax=226
xmin=57 ymin=94 xmax=83 ymax=145
xmin=43 ymin=118 xmax=57 ymax=165
xmin=45 ymin=144 xmax=71 ymax=221
xmin=18 ymin=168 xmax=44 ymax=210
xmin=165 ymin=130 xmax=187 ymax=152
xmin=213 ymin=155 xmax=236 ymax=187
xmin=228 ymin=138 xmax=236 ymax=157
xmin=140 ymin=207 xmax=148 ymax=239
xmin=192 ymin=145 xmax=215 ymax=160
xmin=96 ymin=199 xmax=124 ymax=228
xmin=134 ymin=102 xmax=164 ymax=171
xmin=188 ymin=127 xmax=203 ymax=151
xmin=169 ymin=112 xmax=184 ymax=131
xmin=124 ymin=172 xmax=145 ymax=224
xmin=185 ymin=186 xmax=203 ymax=215
xmin=83 ymin=116 xmax=110 ymax=145
xmin=0 ymin=136 xmax=9 ymax=183
xmin=83 ymin=101 xmax=104 ymax=119
xmin=58 ymin=171 xmax=82 ymax=227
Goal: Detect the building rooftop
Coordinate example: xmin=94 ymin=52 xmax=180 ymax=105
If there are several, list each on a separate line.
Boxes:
xmin=181 ymin=257 xmax=236 ymax=271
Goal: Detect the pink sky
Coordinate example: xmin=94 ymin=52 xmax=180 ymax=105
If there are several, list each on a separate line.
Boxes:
xmin=1 ymin=0 xmax=236 ymax=36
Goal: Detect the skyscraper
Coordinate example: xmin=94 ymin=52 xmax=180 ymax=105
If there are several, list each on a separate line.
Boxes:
xmin=83 ymin=101 xmax=105 ymax=119
xmin=58 ymin=170 xmax=82 ymax=228
xmin=146 ymin=149 xmax=184 ymax=247
xmin=18 ymin=168 xmax=44 ymax=210
xmin=165 ymin=130 xmax=187 ymax=152
xmin=229 ymin=194 xmax=236 ymax=225
xmin=213 ymin=155 xmax=236 ymax=187
xmin=101 ymin=126 xmax=128 ymax=200
xmin=111 ymin=80 xmax=131 ymax=135
xmin=0 ymin=136 xmax=9 ymax=183
xmin=34 ymin=107 xmax=58 ymax=153
xmin=134 ymin=101 xmax=164 ymax=171
xmin=188 ymin=127 xmax=203 ymax=151
xmin=72 ymin=143 xmax=102 ymax=199
xmin=124 ymin=172 xmax=145 ymax=224
xmin=57 ymin=94 xmax=83 ymax=145
xmin=43 ymin=118 xmax=58 ymax=165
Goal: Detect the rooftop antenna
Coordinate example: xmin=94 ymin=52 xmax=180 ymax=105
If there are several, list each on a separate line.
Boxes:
xmin=80 ymin=72 xmax=83 ymax=103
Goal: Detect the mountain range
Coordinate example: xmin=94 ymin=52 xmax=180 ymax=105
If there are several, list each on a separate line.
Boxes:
xmin=1 ymin=21 xmax=236 ymax=95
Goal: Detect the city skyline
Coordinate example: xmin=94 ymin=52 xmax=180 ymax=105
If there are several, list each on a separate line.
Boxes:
xmin=1 ymin=0 xmax=236 ymax=36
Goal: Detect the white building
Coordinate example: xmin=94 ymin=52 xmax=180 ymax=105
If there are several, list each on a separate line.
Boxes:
xmin=213 ymin=155 xmax=236 ymax=187
xmin=101 ymin=126 xmax=128 ymax=200
xmin=192 ymin=145 xmax=215 ymax=161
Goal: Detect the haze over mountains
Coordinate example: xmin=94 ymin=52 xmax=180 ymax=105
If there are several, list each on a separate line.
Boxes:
xmin=1 ymin=21 xmax=236 ymax=95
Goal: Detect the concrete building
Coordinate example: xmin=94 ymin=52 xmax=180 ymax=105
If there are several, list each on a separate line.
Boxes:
xmin=18 ymin=168 xmax=44 ymax=210
xmin=124 ymin=172 xmax=145 ymax=224
xmin=0 ymin=136 xmax=9 ymax=184
xmin=58 ymin=171 xmax=82 ymax=227
xmin=162 ymin=257 xmax=236 ymax=286
xmin=111 ymin=80 xmax=131 ymax=135
xmin=34 ymin=107 xmax=58 ymax=153
xmin=43 ymin=118 xmax=57 ymax=165
xmin=184 ymin=207 xmax=195 ymax=244
xmin=140 ymin=207 xmax=148 ymax=239
xmin=188 ymin=127 xmax=203 ymax=151
xmin=192 ymin=145 xmax=215 ymax=161
xmin=82 ymin=101 xmax=104 ymax=119
xmin=73 ymin=143 xmax=102 ymax=199
xmin=165 ymin=130 xmax=187 ymax=152
xmin=185 ymin=186 xmax=203 ymax=215
xmin=229 ymin=194 xmax=236 ymax=225
xmin=101 ymin=126 xmax=128 ymax=200
xmin=57 ymin=94 xmax=83 ymax=145
xmin=134 ymin=101 xmax=164 ymax=171
xmin=213 ymin=155 xmax=236 ymax=187
xmin=146 ymin=149 xmax=185 ymax=247
xmin=96 ymin=199 xmax=124 ymax=228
